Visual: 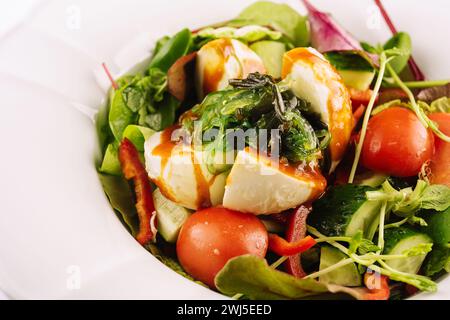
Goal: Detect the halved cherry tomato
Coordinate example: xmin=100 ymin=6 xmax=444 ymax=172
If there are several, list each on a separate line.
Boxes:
xmin=428 ymin=113 xmax=450 ymax=186
xmin=361 ymin=107 xmax=434 ymax=177
xmin=176 ymin=207 xmax=268 ymax=288
xmin=349 ymin=88 xmax=376 ymax=111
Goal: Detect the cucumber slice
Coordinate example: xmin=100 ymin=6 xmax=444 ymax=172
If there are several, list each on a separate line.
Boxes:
xmin=324 ymin=51 xmax=375 ymax=91
xmin=338 ymin=70 xmax=375 ymax=91
xmin=250 ymin=41 xmax=285 ymax=78
xmin=421 ymin=207 xmax=450 ymax=245
xmin=309 ymin=184 xmax=381 ymax=238
xmin=319 ymin=246 xmax=361 ymax=286
xmin=153 ymin=188 xmax=192 ymax=243
xmin=383 ymin=227 xmax=433 ymax=274
xmin=353 ymin=172 xmax=388 ymax=188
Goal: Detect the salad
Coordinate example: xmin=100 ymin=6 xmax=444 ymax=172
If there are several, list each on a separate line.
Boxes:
xmin=96 ymin=0 xmax=450 ymax=300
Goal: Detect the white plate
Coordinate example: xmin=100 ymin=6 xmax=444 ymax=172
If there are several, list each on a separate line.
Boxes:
xmin=0 ymin=0 xmax=448 ymax=299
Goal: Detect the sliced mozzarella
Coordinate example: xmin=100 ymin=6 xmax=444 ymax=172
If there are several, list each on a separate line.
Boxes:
xmin=144 ymin=128 xmax=226 ymax=210
xmin=282 ymin=47 xmax=353 ymax=172
xmin=222 ymin=148 xmax=326 ymax=215
xmin=196 ymin=38 xmax=266 ymax=98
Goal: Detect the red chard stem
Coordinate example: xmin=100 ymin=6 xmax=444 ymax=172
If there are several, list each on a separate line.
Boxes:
xmin=102 ymin=62 xmax=119 ymax=90
xmin=374 ymin=0 xmax=425 ymax=80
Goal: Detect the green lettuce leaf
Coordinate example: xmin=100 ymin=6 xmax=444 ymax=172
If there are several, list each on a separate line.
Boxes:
xmin=229 ymin=1 xmax=309 ymax=47
xmin=215 ymin=255 xmax=328 ymax=300
xmin=99 ymin=142 xmax=121 ymax=175
xmin=98 ymin=173 xmax=139 ymax=236
xmin=195 ymin=25 xmax=282 ymax=44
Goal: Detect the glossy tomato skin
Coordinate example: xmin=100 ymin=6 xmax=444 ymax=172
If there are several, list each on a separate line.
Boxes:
xmin=429 ymin=113 xmax=450 ymax=186
xmin=177 ymin=207 xmax=268 ymax=288
xmin=361 ymin=107 xmax=434 ymax=177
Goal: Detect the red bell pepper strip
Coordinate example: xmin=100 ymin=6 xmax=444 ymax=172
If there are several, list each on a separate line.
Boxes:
xmin=119 ymin=138 xmax=156 ymax=245
xmin=362 ymin=272 xmax=390 ymax=300
xmin=284 ymin=205 xmax=311 ymax=278
xmin=269 ymin=234 xmax=316 ymax=257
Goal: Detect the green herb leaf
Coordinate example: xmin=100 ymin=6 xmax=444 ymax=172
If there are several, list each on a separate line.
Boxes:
xmin=402 ymin=243 xmax=433 ymax=257
xmin=215 ymin=255 xmax=328 ymax=299
xmin=420 ymin=184 xmax=450 ymax=211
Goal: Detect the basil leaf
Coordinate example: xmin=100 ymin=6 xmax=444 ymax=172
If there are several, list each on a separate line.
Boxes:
xmin=229 ymin=1 xmax=309 ymax=47
xmin=149 ymin=28 xmax=192 ymax=73
xmin=215 ymin=255 xmax=328 ymax=300
xmin=383 ymin=32 xmax=411 ymax=74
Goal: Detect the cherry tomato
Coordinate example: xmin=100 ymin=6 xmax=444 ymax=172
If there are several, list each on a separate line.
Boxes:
xmin=176 ymin=207 xmax=268 ymax=288
xmin=361 ymin=107 xmax=434 ymax=177
xmin=428 ymin=113 xmax=450 ymax=187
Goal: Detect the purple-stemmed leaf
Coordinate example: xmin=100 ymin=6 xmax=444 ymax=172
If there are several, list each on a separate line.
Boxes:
xmin=302 ymin=0 xmax=378 ymax=65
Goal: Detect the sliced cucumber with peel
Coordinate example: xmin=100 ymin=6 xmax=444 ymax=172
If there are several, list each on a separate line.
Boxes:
xmin=309 ymin=184 xmax=382 ymax=239
xmin=319 ymin=246 xmax=361 ymax=286
xmin=324 ymin=51 xmax=375 ymax=91
xmin=153 ymin=188 xmax=192 ymax=243
xmin=250 ymin=41 xmax=286 ymax=78
xmin=383 ymin=227 xmax=433 ymax=274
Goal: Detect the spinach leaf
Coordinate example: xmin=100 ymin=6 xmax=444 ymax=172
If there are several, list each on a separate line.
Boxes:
xmin=109 ymin=83 xmax=137 ymax=141
xmin=148 ymin=28 xmax=192 ymax=73
xmin=142 ymin=94 xmax=179 ymax=131
xmin=229 ymin=1 xmax=309 ymax=47
xmin=215 ymin=255 xmax=328 ymax=299
xmin=383 ymin=32 xmax=411 ymax=74
xmin=98 ymin=173 xmax=139 ymax=236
